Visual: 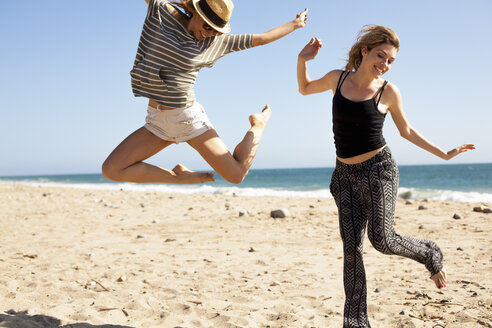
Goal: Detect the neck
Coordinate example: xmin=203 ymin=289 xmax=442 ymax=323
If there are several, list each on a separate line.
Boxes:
xmin=351 ymin=66 xmax=379 ymax=88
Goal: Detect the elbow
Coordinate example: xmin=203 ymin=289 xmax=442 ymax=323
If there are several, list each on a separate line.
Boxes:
xmin=399 ymin=126 xmax=412 ymax=140
xmin=298 ymin=85 xmax=309 ymax=95
xmin=252 ymin=35 xmax=266 ymax=47
xmin=253 ymin=40 xmax=265 ymax=47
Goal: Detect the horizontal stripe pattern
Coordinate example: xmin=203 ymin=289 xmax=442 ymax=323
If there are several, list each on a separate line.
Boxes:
xmin=130 ymin=0 xmax=253 ymax=108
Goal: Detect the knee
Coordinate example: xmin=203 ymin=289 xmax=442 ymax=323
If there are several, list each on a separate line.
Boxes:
xmin=224 ymin=173 xmax=246 ymax=185
xmin=101 ymin=159 xmax=121 ymax=181
xmin=221 ymin=168 xmax=247 ymax=185
xmin=368 ymin=233 xmax=395 ymax=255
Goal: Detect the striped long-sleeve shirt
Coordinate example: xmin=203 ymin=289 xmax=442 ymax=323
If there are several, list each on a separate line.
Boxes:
xmin=130 ymin=0 xmax=254 ymax=108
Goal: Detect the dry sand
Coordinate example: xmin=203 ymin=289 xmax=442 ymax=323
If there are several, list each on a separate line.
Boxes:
xmin=0 ymin=183 xmax=490 ymax=327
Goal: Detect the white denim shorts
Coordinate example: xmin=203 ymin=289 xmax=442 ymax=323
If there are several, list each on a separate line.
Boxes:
xmin=144 ymin=101 xmax=214 ymax=143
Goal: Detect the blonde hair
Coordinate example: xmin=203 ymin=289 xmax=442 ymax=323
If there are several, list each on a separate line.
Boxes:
xmin=170 ymin=0 xmax=196 ymax=16
xmin=345 ymin=25 xmax=400 ymax=71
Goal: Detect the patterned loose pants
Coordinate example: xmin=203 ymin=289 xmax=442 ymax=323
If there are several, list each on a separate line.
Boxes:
xmin=329 ymin=147 xmax=443 ymax=328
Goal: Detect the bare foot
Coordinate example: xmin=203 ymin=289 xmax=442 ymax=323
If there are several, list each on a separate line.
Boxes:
xmin=172 ymin=164 xmax=214 ymax=184
xmin=431 ymin=267 xmax=447 ymax=289
xmin=249 ymin=105 xmax=271 ymax=128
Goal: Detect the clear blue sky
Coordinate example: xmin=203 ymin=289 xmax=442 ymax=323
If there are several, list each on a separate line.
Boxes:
xmin=1 ymin=0 xmax=491 ymax=176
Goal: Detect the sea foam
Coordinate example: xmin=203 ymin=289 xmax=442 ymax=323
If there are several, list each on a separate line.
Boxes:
xmin=2 ymin=179 xmax=491 ymax=203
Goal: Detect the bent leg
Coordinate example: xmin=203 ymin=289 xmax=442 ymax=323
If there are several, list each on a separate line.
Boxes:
xmin=366 ymin=158 xmax=445 ymax=287
xmin=187 ymin=105 xmax=271 ymax=184
xmin=102 ymin=127 xmax=214 ymax=184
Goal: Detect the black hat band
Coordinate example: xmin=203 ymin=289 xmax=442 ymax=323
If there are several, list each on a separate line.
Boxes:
xmin=197 ymin=0 xmax=227 ymax=28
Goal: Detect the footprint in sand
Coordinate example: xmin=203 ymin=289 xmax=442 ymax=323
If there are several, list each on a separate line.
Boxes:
xmin=168 ymin=302 xmax=193 ymax=315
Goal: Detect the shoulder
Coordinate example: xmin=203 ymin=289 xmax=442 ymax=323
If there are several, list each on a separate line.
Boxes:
xmin=328 ymin=69 xmax=345 ymax=78
xmin=383 ymin=82 xmax=401 ymax=99
xmin=382 ymin=81 xmax=403 ymax=109
xmin=323 ymin=69 xmax=346 ymax=91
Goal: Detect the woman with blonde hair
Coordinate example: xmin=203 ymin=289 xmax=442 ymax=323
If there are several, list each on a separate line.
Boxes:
xmin=297 ymin=25 xmax=474 ymax=327
xmin=102 ymin=0 xmax=308 ymax=184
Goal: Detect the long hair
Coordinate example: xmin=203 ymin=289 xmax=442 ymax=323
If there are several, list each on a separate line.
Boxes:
xmin=345 ymin=25 xmax=400 ymax=71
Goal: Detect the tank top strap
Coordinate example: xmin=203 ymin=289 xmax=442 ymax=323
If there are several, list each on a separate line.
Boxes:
xmin=336 ymin=71 xmax=350 ymax=92
xmin=375 ymin=80 xmax=388 ymax=106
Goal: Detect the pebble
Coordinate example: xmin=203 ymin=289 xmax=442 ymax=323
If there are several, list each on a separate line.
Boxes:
xmin=248 ymin=247 xmax=256 ymax=253
xmin=405 ymin=200 xmax=414 ymax=205
xmin=117 ymin=275 xmax=127 ymax=282
xmin=453 ymin=213 xmax=462 ymax=220
xmin=483 ymin=207 xmax=492 ymax=214
xmin=238 ymin=211 xmax=246 ymax=217
xmin=136 ymin=235 xmax=145 ymax=239
xmin=399 ymin=191 xmax=412 ymax=200
xmin=270 ymin=281 xmax=281 ymax=286
xmin=375 ymin=287 xmax=384 ymax=293
xmin=399 ymin=310 xmax=406 ymax=315
xmin=473 ymin=206 xmax=483 ymax=212
xmin=418 ymin=205 xmax=427 ymax=210
xmin=152 ymin=219 xmax=159 ymax=223
xmin=270 ymin=209 xmax=290 ymax=219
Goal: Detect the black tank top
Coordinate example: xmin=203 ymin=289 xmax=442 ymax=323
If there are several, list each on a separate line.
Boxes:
xmin=332 ymin=71 xmax=388 ymax=158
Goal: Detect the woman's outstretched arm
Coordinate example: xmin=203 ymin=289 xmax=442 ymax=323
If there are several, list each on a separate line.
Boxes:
xmin=386 ymin=83 xmax=475 ymax=160
xmin=252 ymin=9 xmax=308 ymax=47
xmin=297 ymin=38 xmax=338 ymax=95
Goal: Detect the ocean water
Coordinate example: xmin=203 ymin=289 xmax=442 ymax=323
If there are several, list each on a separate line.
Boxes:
xmin=1 ymin=163 xmax=491 ymax=203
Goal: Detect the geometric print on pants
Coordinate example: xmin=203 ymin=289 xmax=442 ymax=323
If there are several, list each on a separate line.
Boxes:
xmin=329 ymin=147 xmax=443 ymax=328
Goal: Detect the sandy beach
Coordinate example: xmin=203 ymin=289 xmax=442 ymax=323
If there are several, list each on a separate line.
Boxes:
xmin=0 ymin=183 xmax=490 ymax=327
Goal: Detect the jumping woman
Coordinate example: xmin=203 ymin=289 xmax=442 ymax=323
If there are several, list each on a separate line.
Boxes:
xmin=297 ymin=25 xmax=475 ymax=327
xmin=102 ymin=0 xmax=308 ymax=184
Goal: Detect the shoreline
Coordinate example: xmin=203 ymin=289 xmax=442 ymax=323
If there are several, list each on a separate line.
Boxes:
xmin=1 ymin=184 xmax=491 ymax=327
xmin=1 ymin=180 xmax=492 ymax=203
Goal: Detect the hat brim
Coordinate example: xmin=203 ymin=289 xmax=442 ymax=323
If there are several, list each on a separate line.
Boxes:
xmin=192 ymin=0 xmax=231 ymax=34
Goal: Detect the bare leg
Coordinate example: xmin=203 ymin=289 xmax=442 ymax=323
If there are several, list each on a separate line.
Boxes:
xmin=102 ymin=127 xmax=214 ymax=184
xmin=187 ymin=105 xmax=271 ymax=184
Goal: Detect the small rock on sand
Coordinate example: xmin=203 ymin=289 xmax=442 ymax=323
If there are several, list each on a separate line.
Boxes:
xmin=473 ymin=206 xmax=483 ymax=212
xmin=270 ymin=209 xmax=290 ymax=218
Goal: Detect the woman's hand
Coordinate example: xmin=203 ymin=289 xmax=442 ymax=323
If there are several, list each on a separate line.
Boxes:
xmin=299 ymin=37 xmax=322 ymax=61
xmin=443 ymin=144 xmax=476 ymax=160
xmin=293 ymin=8 xmax=308 ymax=29
xmin=252 ymin=8 xmax=308 ymax=47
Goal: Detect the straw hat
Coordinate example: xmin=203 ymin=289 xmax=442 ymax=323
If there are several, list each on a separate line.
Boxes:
xmin=192 ymin=0 xmax=233 ymax=34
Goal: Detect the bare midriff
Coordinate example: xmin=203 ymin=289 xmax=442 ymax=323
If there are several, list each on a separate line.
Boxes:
xmin=149 ymin=99 xmax=173 ymax=110
xmin=337 ymin=145 xmax=387 ymax=165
